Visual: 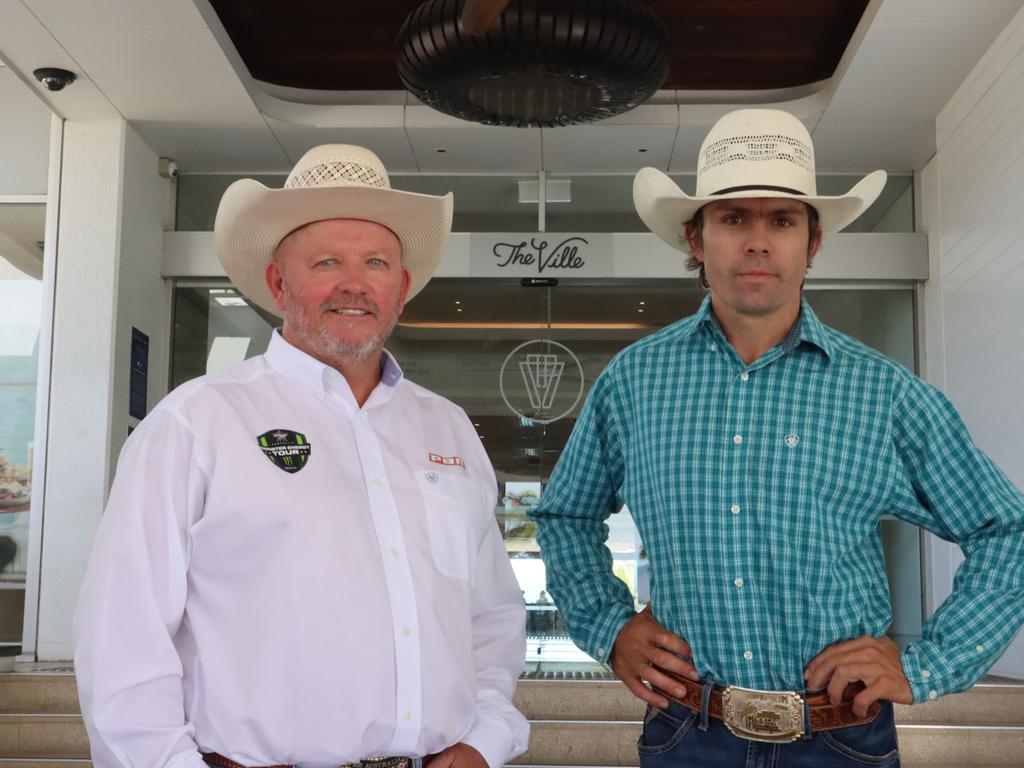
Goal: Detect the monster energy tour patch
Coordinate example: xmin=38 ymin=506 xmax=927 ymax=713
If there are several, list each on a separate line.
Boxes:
xmin=257 ymin=429 xmax=311 ymax=473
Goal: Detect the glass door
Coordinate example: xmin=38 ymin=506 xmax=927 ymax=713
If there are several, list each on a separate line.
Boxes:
xmin=0 ymin=202 xmax=46 ymax=660
xmin=170 ymin=279 xmax=924 ymax=671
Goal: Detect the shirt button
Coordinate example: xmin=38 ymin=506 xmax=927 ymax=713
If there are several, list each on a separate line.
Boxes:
xmin=921 ymin=669 xmax=931 ymax=679
xmin=401 ymin=626 xmax=412 ymax=637
xmin=928 ymin=690 xmax=938 ymax=700
xmin=730 ymin=504 xmax=741 ymax=514
xmin=743 ymin=650 xmax=753 ymax=661
xmin=389 ymin=547 xmax=400 ymax=558
xmin=598 ymin=647 xmax=606 ymax=656
xmin=405 ymin=710 xmax=415 ymax=720
xmin=372 ymin=477 xmax=382 ymax=487
xmin=734 ymin=578 xmax=744 ymax=588
xmin=709 ymin=343 xmax=717 ymax=352
xmin=740 ymin=372 xmax=749 ymax=381
xmin=976 ymin=645 xmax=985 ymax=653
xmin=733 ymin=435 xmax=743 ymax=445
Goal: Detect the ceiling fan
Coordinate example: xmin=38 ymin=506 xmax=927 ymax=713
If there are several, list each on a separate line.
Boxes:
xmin=396 ymin=0 xmax=671 ymax=128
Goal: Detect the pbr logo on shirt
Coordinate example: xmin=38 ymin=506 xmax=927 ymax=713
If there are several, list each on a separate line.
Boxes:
xmin=257 ymin=429 xmax=311 ymax=473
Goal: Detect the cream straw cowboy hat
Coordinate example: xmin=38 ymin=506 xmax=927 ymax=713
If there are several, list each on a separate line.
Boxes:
xmin=215 ymin=144 xmax=453 ymax=317
xmin=633 ymin=108 xmax=887 ymax=250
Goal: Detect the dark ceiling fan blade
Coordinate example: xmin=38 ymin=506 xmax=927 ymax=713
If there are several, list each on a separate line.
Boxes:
xmin=459 ymin=0 xmax=512 ymax=36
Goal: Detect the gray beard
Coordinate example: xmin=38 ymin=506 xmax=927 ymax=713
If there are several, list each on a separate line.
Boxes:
xmin=281 ymin=286 xmax=400 ymax=366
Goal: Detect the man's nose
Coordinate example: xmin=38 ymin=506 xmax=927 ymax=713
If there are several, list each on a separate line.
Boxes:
xmin=334 ymin=264 xmax=371 ymax=294
xmin=744 ymin=219 xmax=771 ymax=255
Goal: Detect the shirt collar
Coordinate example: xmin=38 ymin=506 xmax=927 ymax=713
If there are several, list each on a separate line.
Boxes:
xmin=264 ymin=330 xmax=405 ymax=398
xmin=687 ymin=293 xmax=834 ymax=362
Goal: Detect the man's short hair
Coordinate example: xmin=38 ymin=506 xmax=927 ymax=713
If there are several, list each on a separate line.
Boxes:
xmin=683 ymin=202 xmax=821 ymax=289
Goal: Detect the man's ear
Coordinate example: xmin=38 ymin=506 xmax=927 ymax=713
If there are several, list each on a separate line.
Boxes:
xmin=397 ymin=268 xmax=412 ymax=313
xmin=807 ymin=227 xmax=823 ymax=267
xmin=684 ymin=223 xmax=704 ymax=262
xmin=265 ymin=259 xmax=287 ymax=312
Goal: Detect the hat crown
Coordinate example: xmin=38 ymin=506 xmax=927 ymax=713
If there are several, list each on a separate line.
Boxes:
xmin=284 ymin=144 xmax=392 ymax=192
xmin=695 ymin=109 xmax=817 ymax=198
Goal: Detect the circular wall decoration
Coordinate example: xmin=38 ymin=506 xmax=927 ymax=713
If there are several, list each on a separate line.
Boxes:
xmin=396 ymin=0 xmax=671 ymax=128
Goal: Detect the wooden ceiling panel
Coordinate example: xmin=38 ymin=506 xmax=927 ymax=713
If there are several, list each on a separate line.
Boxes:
xmin=208 ymin=0 xmax=870 ymax=92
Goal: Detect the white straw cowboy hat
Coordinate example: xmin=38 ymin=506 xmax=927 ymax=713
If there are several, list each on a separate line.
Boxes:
xmin=634 ymin=108 xmax=887 ymax=250
xmin=215 ymin=144 xmax=453 ymax=316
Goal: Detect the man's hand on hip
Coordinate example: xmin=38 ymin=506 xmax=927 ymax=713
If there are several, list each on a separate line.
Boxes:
xmin=424 ymin=743 xmax=487 ymax=768
xmin=804 ymin=635 xmax=914 ymax=717
xmin=610 ymin=605 xmax=700 ymax=708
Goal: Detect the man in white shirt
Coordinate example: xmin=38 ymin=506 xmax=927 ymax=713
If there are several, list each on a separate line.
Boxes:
xmin=73 ymin=145 xmax=530 ymax=768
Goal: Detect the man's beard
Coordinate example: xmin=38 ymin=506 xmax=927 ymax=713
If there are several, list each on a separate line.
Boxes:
xmin=281 ymin=286 xmax=401 ymax=365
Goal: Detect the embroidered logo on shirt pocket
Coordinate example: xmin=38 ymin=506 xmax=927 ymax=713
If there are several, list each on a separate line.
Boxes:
xmin=415 ymin=470 xmax=476 ymax=581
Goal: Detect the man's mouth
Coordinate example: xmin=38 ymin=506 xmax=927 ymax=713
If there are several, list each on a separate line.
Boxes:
xmin=329 ymin=308 xmax=372 ymax=316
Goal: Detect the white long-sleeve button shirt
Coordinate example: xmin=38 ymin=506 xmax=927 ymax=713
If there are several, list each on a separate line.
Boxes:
xmin=73 ymin=331 xmax=529 ymax=768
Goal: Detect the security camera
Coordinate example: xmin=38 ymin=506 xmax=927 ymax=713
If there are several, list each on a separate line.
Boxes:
xmin=158 ymin=158 xmax=179 ymax=179
xmin=33 ymin=68 xmax=76 ymax=92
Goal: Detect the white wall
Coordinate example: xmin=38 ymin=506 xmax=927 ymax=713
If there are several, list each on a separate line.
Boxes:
xmin=109 ymin=123 xmax=172 ymax=481
xmin=925 ymin=4 xmax=1024 ymax=678
xmin=0 ymin=66 xmax=51 ymax=196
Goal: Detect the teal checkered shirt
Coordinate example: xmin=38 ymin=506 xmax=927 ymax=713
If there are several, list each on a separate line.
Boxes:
xmin=530 ymin=295 xmax=1024 ymax=703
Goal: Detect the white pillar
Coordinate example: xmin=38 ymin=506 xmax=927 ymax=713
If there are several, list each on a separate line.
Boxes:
xmin=34 ymin=118 xmax=170 ymax=660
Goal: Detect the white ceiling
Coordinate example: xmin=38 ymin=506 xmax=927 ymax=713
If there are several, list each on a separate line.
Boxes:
xmin=1 ymin=0 xmax=1023 ymax=186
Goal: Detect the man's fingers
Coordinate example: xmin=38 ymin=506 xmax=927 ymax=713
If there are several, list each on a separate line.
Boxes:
xmin=826 ymin=662 xmax=877 ymax=705
xmin=652 ymin=631 xmax=692 ymax=658
xmin=852 ymin=683 xmax=887 ymax=719
xmin=649 ymin=647 xmax=699 ymax=681
xmin=805 ymin=654 xmax=841 ymax=690
xmin=623 ymin=672 xmax=669 ymax=709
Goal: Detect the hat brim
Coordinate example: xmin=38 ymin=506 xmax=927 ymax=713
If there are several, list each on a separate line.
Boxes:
xmin=633 ymin=167 xmax=888 ymax=253
xmin=215 ymin=180 xmax=453 ymax=317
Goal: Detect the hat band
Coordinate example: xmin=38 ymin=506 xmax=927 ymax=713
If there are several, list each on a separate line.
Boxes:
xmin=710 ymin=184 xmax=807 ymax=196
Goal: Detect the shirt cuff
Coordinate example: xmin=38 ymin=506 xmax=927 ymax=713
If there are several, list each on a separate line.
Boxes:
xmin=585 ymin=605 xmax=636 ymax=664
xmin=459 ymin=713 xmax=518 ymax=768
xmin=900 ymin=640 xmax=954 ymax=703
xmin=166 ymin=750 xmax=207 ymax=768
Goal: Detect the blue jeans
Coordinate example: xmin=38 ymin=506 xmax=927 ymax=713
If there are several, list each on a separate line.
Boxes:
xmin=637 ymin=699 xmax=900 ymax=767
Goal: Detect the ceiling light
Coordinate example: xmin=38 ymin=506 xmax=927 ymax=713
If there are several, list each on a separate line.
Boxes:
xmin=454 ymin=300 xmax=461 ymax=305
xmin=397 ymin=0 xmax=670 ymax=127
xmin=215 ymin=296 xmax=248 ymax=307
xmin=519 ymin=179 xmax=572 ymax=204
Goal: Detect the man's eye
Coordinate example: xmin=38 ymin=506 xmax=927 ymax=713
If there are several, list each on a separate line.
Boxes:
xmin=776 ymin=218 xmax=795 ymax=227
xmin=368 ymin=258 xmax=387 ymax=267
xmin=723 ymin=215 xmax=741 ymax=225
xmin=314 ymin=258 xmax=336 ymax=267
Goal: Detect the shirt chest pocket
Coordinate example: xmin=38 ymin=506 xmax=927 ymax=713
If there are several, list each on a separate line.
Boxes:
xmin=415 ymin=470 xmax=480 ymax=581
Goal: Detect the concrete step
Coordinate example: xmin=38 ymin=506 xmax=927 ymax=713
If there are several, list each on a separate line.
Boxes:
xmin=0 ymin=716 xmax=87 ymax=760
xmin=0 ymin=676 xmax=78 ymax=716
xmin=3 ymin=672 xmax=1024 ymax=766
xmin=5 ymin=671 xmax=1024 ymax=724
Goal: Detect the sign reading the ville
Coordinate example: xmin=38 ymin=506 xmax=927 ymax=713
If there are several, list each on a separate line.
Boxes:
xmin=470 ymin=233 xmax=612 ymax=278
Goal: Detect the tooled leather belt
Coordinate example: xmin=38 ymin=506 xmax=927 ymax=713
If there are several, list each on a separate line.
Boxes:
xmin=654 ymin=670 xmax=881 ymax=743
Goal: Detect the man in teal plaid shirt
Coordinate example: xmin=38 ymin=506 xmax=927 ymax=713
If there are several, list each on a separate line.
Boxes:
xmin=529 ymin=109 xmax=1024 ymax=766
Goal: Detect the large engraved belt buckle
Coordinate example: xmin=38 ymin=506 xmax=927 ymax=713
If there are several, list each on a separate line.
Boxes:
xmin=721 ymin=685 xmax=805 ymax=743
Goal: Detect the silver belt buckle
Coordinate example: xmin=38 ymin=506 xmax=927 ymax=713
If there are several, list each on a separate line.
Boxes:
xmin=722 ymin=685 xmax=805 ymax=743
